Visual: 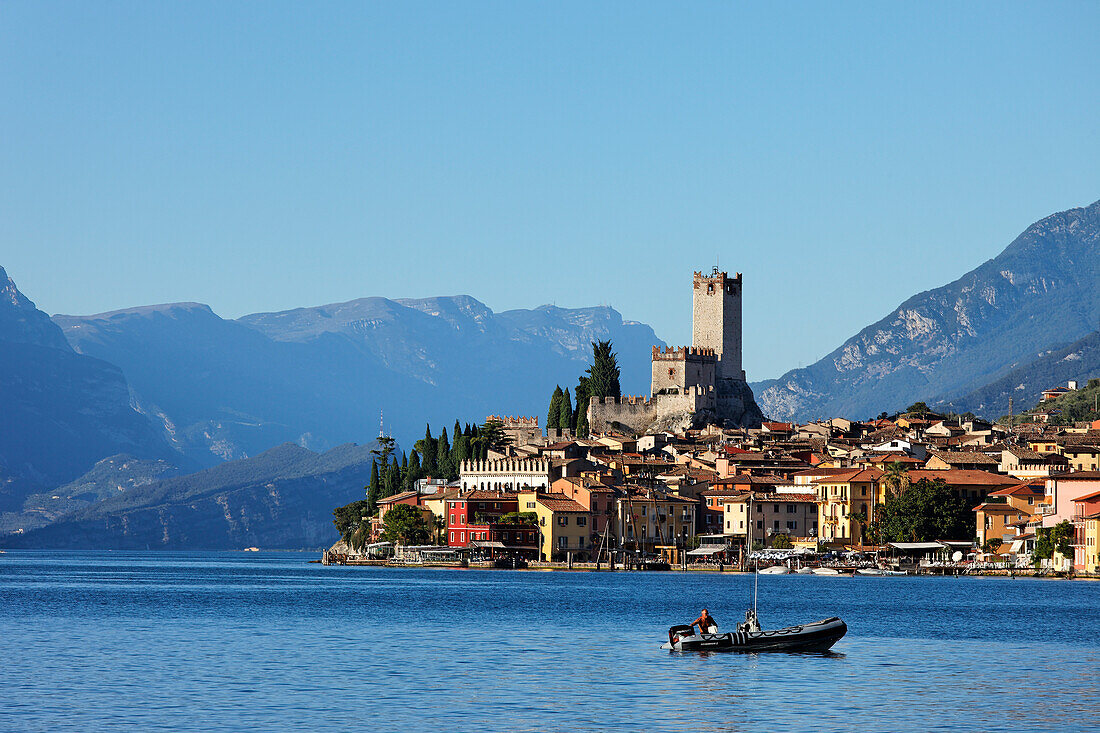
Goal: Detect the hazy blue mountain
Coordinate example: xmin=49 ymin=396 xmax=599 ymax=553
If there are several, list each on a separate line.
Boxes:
xmin=0 ymin=443 xmax=375 ymax=549
xmin=752 ymin=199 xmax=1100 ymax=421
xmin=935 ymin=330 xmax=1100 ymax=419
xmin=0 ymin=454 xmax=183 ymax=535
xmin=0 ymin=267 xmax=181 ymax=511
xmin=57 ymin=296 xmax=661 ymax=464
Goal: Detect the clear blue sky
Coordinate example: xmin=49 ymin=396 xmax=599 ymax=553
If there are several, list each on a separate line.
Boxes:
xmin=2 ymin=1 xmax=1097 ymax=380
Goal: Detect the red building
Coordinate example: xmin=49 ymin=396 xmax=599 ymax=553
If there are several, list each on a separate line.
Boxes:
xmin=446 ymin=490 xmax=537 ymax=556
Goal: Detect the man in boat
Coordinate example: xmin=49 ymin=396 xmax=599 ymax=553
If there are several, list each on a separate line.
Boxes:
xmin=689 ymin=608 xmax=717 ymax=635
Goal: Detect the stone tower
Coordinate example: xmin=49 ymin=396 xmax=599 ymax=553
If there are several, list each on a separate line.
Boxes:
xmin=692 ymin=268 xmax=745 ymax=382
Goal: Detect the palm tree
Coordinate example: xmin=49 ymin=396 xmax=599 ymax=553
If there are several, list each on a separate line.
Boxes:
xmin=882 ymin=460 xmax=909 ymax=502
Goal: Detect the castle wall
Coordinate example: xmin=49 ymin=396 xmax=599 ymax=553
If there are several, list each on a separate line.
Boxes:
xmin=650 ymin=346 xmax=717 ymax=395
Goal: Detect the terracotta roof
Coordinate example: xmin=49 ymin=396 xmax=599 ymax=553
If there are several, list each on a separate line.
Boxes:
xmin=460 ymin=490 xmax=517 ymax=501
xmin=906 ymin=469 xmax=1017 ymax=486
xmin=1072 ymin=489 xmax=1100 ymax=502
xmin=754 ymin=492 xmax=818 ymax=503
xmin=929 ymin=451 xmax=1000 ymax=465
xmin=812 ymin=468 xmax=884 ymax=484
xmin=793 ymin=468 xmax=861 ymax=477
xmin=988 ymin=482 xmax=1045 ymax=497
xmin=535 ymin=494 xmax=587 ymax=512
xmin=972 ymin=503 xmax=1020 ymax=513
xmin=377 ymin=490 xmax=419 ymax=504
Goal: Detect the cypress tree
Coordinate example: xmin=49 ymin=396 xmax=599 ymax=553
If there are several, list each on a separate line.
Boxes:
xmin=406 ymin=450 xmax=422 ymax=490
xmin=437 ymin=428 xmax=453 ymax=480
xmin=547 ymin=386 xmax=563 ymax=430
xmin=384 ymin=457 xmax=401 ymax=497
xmin=559 ymin=388 xmax=573 ymax=431
xmin=586 ymin=339 xmax=621 ymax=399
xmin=575 ymin=376 xmax=590 ymax=434
xmin=366 ymin=460 xmax=381 ymax=515
xmin=453 ymin=420 xmax=462 ymax=443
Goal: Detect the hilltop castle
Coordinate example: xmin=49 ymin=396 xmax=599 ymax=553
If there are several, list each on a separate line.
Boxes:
xmin=587 ymin=268 xmax=764 ymax=434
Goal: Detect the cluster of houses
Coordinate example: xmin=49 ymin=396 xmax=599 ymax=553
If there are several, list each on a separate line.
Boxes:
xmin=358 ymin=409 xmax=1100 ymax=573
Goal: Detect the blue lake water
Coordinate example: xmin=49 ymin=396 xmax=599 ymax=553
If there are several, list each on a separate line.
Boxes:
xmin=2 ymin=551 xmax=1099 ymax=732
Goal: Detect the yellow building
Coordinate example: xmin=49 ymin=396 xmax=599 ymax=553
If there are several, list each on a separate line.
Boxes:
xmin=1081 ymin=512 xmax=1100 ymax=574
xmin=518 ymin=490 xmax=591 ymax=561
xmin=813 ymin=468 xmax=881 ymax=546
xmin=614 ymin=490 xmax=696 ymax=555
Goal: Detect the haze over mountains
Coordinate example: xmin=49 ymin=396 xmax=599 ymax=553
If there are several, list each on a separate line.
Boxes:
xmin=2 ymin=197 xmax=1099 ymax=547
xmin=56 ymin=296 xmax=662 ymax=466
xmin=752 ymin=199 xmax=1100 ymax=421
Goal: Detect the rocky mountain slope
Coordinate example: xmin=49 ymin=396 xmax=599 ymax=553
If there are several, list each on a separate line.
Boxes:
xmin=936 ymin=331 xmax=1100 ymax=419
xmin=753 ymin=199 xmax=1100 ymax=421
xmin=0 ymin=267 xmax=182 ymax=511
xmin=56 ymin=297 xmax=661 ymax=464
xmin=0 ymin=443 xmax=375 ymax=549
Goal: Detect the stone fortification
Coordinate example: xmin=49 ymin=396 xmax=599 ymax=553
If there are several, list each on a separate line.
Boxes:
xmin=587 ymin=267 xmax=764 ymax=434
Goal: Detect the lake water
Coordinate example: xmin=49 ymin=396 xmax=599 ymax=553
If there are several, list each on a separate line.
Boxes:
xmin=2 ymin=551 xmax=1099 ymax=732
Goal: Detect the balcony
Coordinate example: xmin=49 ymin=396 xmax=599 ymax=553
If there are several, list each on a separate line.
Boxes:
xmin=1037 ymin=504 xmax=1054 ymax=516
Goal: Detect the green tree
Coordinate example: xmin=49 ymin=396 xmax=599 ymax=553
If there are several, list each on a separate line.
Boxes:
xmin=366 ymin=460 xmax=381 ymax=515
xmin=380 ymin=503 xmax=431 ymax=545
xmin=383 ymin=456 xmax=402 ymax=498
xmin=559 ymin=388 xmax=573 ymax=432
xmin=547 ymin=386 xmax=563 ymax=430
xmin=418 ymin=423 xmax=437 ymax=476
xmin=333 ymin=499 xmax=372 ymax=543
xmin=882 ymin=461 xmax=909 ymax=502
xmin=575 ymin=375 xmax=591 ymax=437
xmin=437 ymin=427 xmax=455 ymax=480
xmin=451 ymin=434 xmax=471 ymax=469
xmin=405 ymin=450 xmax=422 ymax=490
xmin=370 ymin=435 xmax=396 ymax=468
xmin=586 ymin=339 xmax=621 ymax=400
xmin=1033 ymin=520 xmax=1074 ymax=568
xmin=879 ymin=477 xmax=970 ymax=542
xmin=474 ymin=418 xmax=512 ymax=457
xmin=771 ymin=534 xmax=793 ymax=549
xmin=982 ymin=537 xmax=1004 ymax=556
xmin=906 ymin=401 xmax=931 ymax=415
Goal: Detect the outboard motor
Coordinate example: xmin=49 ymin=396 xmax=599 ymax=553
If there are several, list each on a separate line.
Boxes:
xmin=668 ymin=624 xmax=695 ymax=646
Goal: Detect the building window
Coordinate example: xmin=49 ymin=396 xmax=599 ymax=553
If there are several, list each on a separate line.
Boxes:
xmin=450 ymin=514 xmax=455 ymax=524
xmin=787 ymin=505 xmax=796 ymax=513
xmin=558 ymin=536 xmax=568 ymax=549
xmin=527 ymin=502 xmax=536 ymax=509
xmin=557 ymin=516 xmax=568 ymax=526
xmin=460 ymin=531 xmax=465 ymax=542
xmin=577 ymin=516 xmax=587 ymax=527
xmin=787 ymin=521 xmax=796 ymax=530
xmin=449 ymin=531 xmax=454 ymax=542
xmin=773 ymin=520 xmax=780 ymax=530
xmin=756 ymin=520 xmax=763 ymax=530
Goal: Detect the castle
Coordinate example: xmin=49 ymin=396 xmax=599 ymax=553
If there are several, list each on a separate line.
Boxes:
xmin=587 ymin=268 xmax=764 ymax=434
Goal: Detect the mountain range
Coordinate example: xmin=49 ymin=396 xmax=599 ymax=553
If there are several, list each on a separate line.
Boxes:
xmin=3 ymin=197 xmax=1099 ymax=547
xmin=54 ymin=296 xmax=661 ymax=467
xmin=1 ymin=443 xmax=375 ymax=549
xmin=752 ymin=199 xmax=1100 ymax=421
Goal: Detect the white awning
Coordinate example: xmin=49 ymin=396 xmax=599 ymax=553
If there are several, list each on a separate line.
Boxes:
xmin=469 ymin=541 xmax=506 ymax=549
xmin=687 ymin=544 xmax=728 ymax=556
xmin=1010 ymin=540 xmax=1024 ymax=553
xmin=889 ymin=542 xmax=946 ymax=551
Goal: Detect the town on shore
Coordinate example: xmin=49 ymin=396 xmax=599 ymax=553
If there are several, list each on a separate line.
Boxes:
xmin=326 ymin=268 xmax=1100 ymax=577
xmin=325 ymin=397 xmax=1100 ymax=577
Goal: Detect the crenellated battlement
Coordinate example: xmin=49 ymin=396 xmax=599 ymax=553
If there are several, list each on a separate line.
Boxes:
xmin=461 ymin=457 xmax=550 ymax=474
xmin=486 ymin=415 xmax=539 ymax=427
xmin=651 ymin=345 xmax=717 ymax=362
xmin=693 ymin=269 xmax=742 ymax=288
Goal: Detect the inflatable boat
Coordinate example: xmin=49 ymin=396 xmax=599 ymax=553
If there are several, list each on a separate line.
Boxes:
xmin=661 ymin=615 xmax=847 ymax=653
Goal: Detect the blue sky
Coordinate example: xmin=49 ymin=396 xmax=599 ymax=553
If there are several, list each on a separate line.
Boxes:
xmin=1 ymin=1 xmax=1097 ymax=381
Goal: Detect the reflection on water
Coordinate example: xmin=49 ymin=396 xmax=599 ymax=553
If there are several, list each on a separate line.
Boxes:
xmin=2 ymin=551 xmax=1099 ymax=732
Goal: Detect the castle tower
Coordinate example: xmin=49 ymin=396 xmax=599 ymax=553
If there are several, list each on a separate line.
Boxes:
xmin=692 ymin=267 xmax=745 ymax=382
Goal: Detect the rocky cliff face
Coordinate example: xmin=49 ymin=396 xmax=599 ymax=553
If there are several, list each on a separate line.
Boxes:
xmin=56 ymin=296 xmax=662 ymax=462
xmin=753 ymin=199 xmax=1100 ymax=421
xmin=0 ymin=268 xmax=180 ymax=511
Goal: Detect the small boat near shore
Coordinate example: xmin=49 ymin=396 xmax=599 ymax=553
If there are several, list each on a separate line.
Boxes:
xmin=758 ymin=565 xmax=789 ymax=575
xmin=812 ymin=567 xmax=842 ymax=576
